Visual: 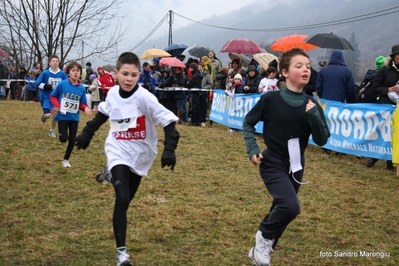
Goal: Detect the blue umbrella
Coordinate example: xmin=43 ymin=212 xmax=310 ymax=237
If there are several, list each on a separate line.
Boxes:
xmin=164 ymin=44 xmax=188 ymax=57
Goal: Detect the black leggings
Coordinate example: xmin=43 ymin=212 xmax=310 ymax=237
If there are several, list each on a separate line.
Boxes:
xmin=58 ymin=120 xmax=79 ymax=160
xmin=111 ymin=165 xmax=142 ymax=248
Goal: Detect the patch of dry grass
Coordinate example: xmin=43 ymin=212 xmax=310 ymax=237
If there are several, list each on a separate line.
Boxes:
xmin=0 ymin=101 xmax=398 ymax=265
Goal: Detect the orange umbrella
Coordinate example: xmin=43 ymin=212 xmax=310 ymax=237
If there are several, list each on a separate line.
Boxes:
xmin=271 ymin=34 xmax=319 ymax=52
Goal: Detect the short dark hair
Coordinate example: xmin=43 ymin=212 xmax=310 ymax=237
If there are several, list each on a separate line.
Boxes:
xmin=66 ymin=61 xmax=82 ymax=74
xmin=190 ymin=62 xmax=198 ymax=70
xmin=116 ymin=52 xmax=141 ymax=72
xmin=266 ymin=67 xmax=277 ymax=75
xmin=278 ymin=48 xmax=309 ymax=73
xmin=48 ymin=55 xmax=59 ymax=62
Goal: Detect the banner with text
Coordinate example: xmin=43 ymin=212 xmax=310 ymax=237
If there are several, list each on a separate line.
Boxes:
xmin=210 ymin=90 xmax=396 ymax=160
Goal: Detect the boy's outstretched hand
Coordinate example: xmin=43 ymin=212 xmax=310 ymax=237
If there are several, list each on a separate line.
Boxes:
xmin=161 ymin=150 xmax=176 ymax=170
xmin=161 ymin=125 xmax=180 ymax=170
xmin=75 ymin=131 xmax=94 ymax=150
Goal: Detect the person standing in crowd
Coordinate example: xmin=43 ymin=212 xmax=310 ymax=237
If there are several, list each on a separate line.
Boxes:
xmin=198 ymin=62 xmax=213 ymax=126
xmin=258 ymin=67 xmax=279 ymax=95
xmin=88 ymin=74 xmax=101 ymax=111
xmin=303 ymin=67 xmax=318 ymax=96
xmin=0 ymin=60 xmax=9 ymax=100
xmin=366 ymin=45 xmax=399 ymax=171
xmin=7 ymin=66 xmax=18 ymax=100
xmin=138 ymin=62 xmax=158 ymax=95
xmin=35 ymin=55 xmax=68 ymax=138
xmin=228 ymin=58 xmax=240 ymax=76
xmin=243 ymin=48 xmax=330 ymax=266
xmin=97 ymin=66 xmax=115 ymax=101
xmin=208 ymin=50 xmax=222 ymax=86
xmin=244 ymin=64 xmax=262 ymax=93
xmin=315 ymin=50 xmax=356 ymax=103
xmin=18 ymin=66 xmax=28 ymax=101
xmin=158 ymin=68 xmax=175 ymax=112
xmin=50 ymin=61 xmax=92 ymax=168
xmin=173 ymin=67 xmax=188 ymax=124
xmin=75 ymin=52 xmax=179 ymax=266
xmin=187 ymin=62 xmax=203 ymax=126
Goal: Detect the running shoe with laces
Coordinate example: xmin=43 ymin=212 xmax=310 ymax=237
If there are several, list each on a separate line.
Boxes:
xmin=248 ymin=231 xmax=273 ymax=266
xmin=49 ymin=129 xmax=56 ymax=138
xmin=95 ymin=163 xmax=112 ymax=183
xmin=62 ymin=159 xmax=71 ymax=168
xmin=116 ymin=248 xmax=133 ymax=266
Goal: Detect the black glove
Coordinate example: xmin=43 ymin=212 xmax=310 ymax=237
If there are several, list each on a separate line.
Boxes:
xmin=75 ymin=131 xmax=94 ymax=150
xmin=161 ymin=150 xmax=177 ymax=170
xmin=43 ymin=84 xmax=53 ymax=91
xmin=161 ymin=123 xmax=180 ymax=170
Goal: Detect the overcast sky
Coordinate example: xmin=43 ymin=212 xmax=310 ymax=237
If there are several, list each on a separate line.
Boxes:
xmin=93 ymin=0 xmax=263 ymax=64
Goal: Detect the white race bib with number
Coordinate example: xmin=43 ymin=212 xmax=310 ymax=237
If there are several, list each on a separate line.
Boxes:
xmin=110 ymin=117 xmax=137 ymax=132
xmin=60 ymin=97 xmax=79 ymax=114
xmin=48 ymin=77 xmax=62 ymax=88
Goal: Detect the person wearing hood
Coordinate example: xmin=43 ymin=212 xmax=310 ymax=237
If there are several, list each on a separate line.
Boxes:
xmin=315 ymin=50 xmax=356 ymax=103
xmin=158 ymin=68 xmax=175 ymax=112
xmin=97 ymin=66 xmax=115 ymax=101
xmin=244 ymin=64 xmax=262 ymax=93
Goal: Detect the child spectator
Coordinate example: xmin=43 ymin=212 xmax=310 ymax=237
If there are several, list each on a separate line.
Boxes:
xmin=243 ymin=48 xmax=330 ymax=266
xmin=258 ymin=67 xmax=279 ymax=94
xmin=75 ymin=52 xmax=179 ymax=266
xmin=25 ymin=70 xmax=37 ymax=102
xmin=233 ymin=73 xmax=244 ymax=94
xmin=50 ymin=61 xmax=92 ymax=168
xmin=224 ymin=73 xmax=235 ymax=98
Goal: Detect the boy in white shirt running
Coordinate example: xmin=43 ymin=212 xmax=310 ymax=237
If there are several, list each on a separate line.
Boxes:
xmin=75 ymin=52 xmax=179 ymax=266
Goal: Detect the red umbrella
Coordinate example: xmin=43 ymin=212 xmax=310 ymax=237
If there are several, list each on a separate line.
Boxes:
xmin=219 ymin=38 xmax=264 ymax=54
xmin=271 ymin=35 xmax=319 ymax=52
xmin=0 ymin=49 xmax=10 ymax=59
xmin=159 ymin=57 xmax=186 ymax=68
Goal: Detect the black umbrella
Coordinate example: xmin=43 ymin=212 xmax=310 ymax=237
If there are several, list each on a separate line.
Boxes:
xmin=187 ymin=46 xmax=210 ymax=58
xmin=305 ymin=33 xmax=355 ymax=51
xmin=164 ymin=44 xmax=188 ymax=57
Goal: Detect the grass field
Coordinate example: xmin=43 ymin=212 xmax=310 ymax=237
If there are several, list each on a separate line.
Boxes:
xmin=0 ymin=100 xmax=398 ymax=266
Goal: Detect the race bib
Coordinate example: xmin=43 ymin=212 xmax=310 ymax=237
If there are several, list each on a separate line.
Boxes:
xmin=48 ymin=77 xmax=62 ymax=88
xmin=60 ymin=97 xmax=79 ymax=114
xmin=110 ymin=117 xmax=137 ymax=132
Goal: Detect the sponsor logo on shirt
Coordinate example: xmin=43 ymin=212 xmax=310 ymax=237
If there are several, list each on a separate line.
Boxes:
xmin=113 ymin=115 xmax=146 ymax=140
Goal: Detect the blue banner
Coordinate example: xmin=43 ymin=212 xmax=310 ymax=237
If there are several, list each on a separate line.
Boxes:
xmin=210 ymin=90 xmax=396 ymax=160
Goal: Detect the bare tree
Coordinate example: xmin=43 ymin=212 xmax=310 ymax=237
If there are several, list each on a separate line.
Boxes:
xmin=0 ymin=0 xmax=126 ymax=69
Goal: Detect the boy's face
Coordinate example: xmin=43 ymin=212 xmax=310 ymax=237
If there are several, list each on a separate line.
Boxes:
xmin=49 ymin=58 xmax=59 ymax=69
xmin=282 ymin=55 xmax=310 ymax=88
xmin=69 ymin=66 xmax=81 ymax=82
xmin=114 ymin=63 xmax=140 ymax=92
xmin=234 ymin=78 xmax=241 ymax=84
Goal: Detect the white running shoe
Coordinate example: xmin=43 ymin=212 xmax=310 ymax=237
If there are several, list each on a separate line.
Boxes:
xmin=49 ymin=129 xmax=56 ymax=138
xmin=116 ymin=248 xmax=133 ymax=266
xmin=201 ymin=122 xmax=206 ymax=127
xmin=248 ymin=231 xmax=273 ymax=266
xmin=62 ymin=160 xmax=71 ymax=168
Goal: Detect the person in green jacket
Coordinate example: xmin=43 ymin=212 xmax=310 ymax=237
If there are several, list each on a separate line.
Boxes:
xmin=243 ymin=48 xmax=330 ymax=266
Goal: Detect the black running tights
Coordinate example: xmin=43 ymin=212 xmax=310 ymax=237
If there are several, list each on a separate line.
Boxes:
xmin=58 ymin=120 xmax=78 ymax=160
xmin=111 ymin=165 xmax=142 ymax=248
